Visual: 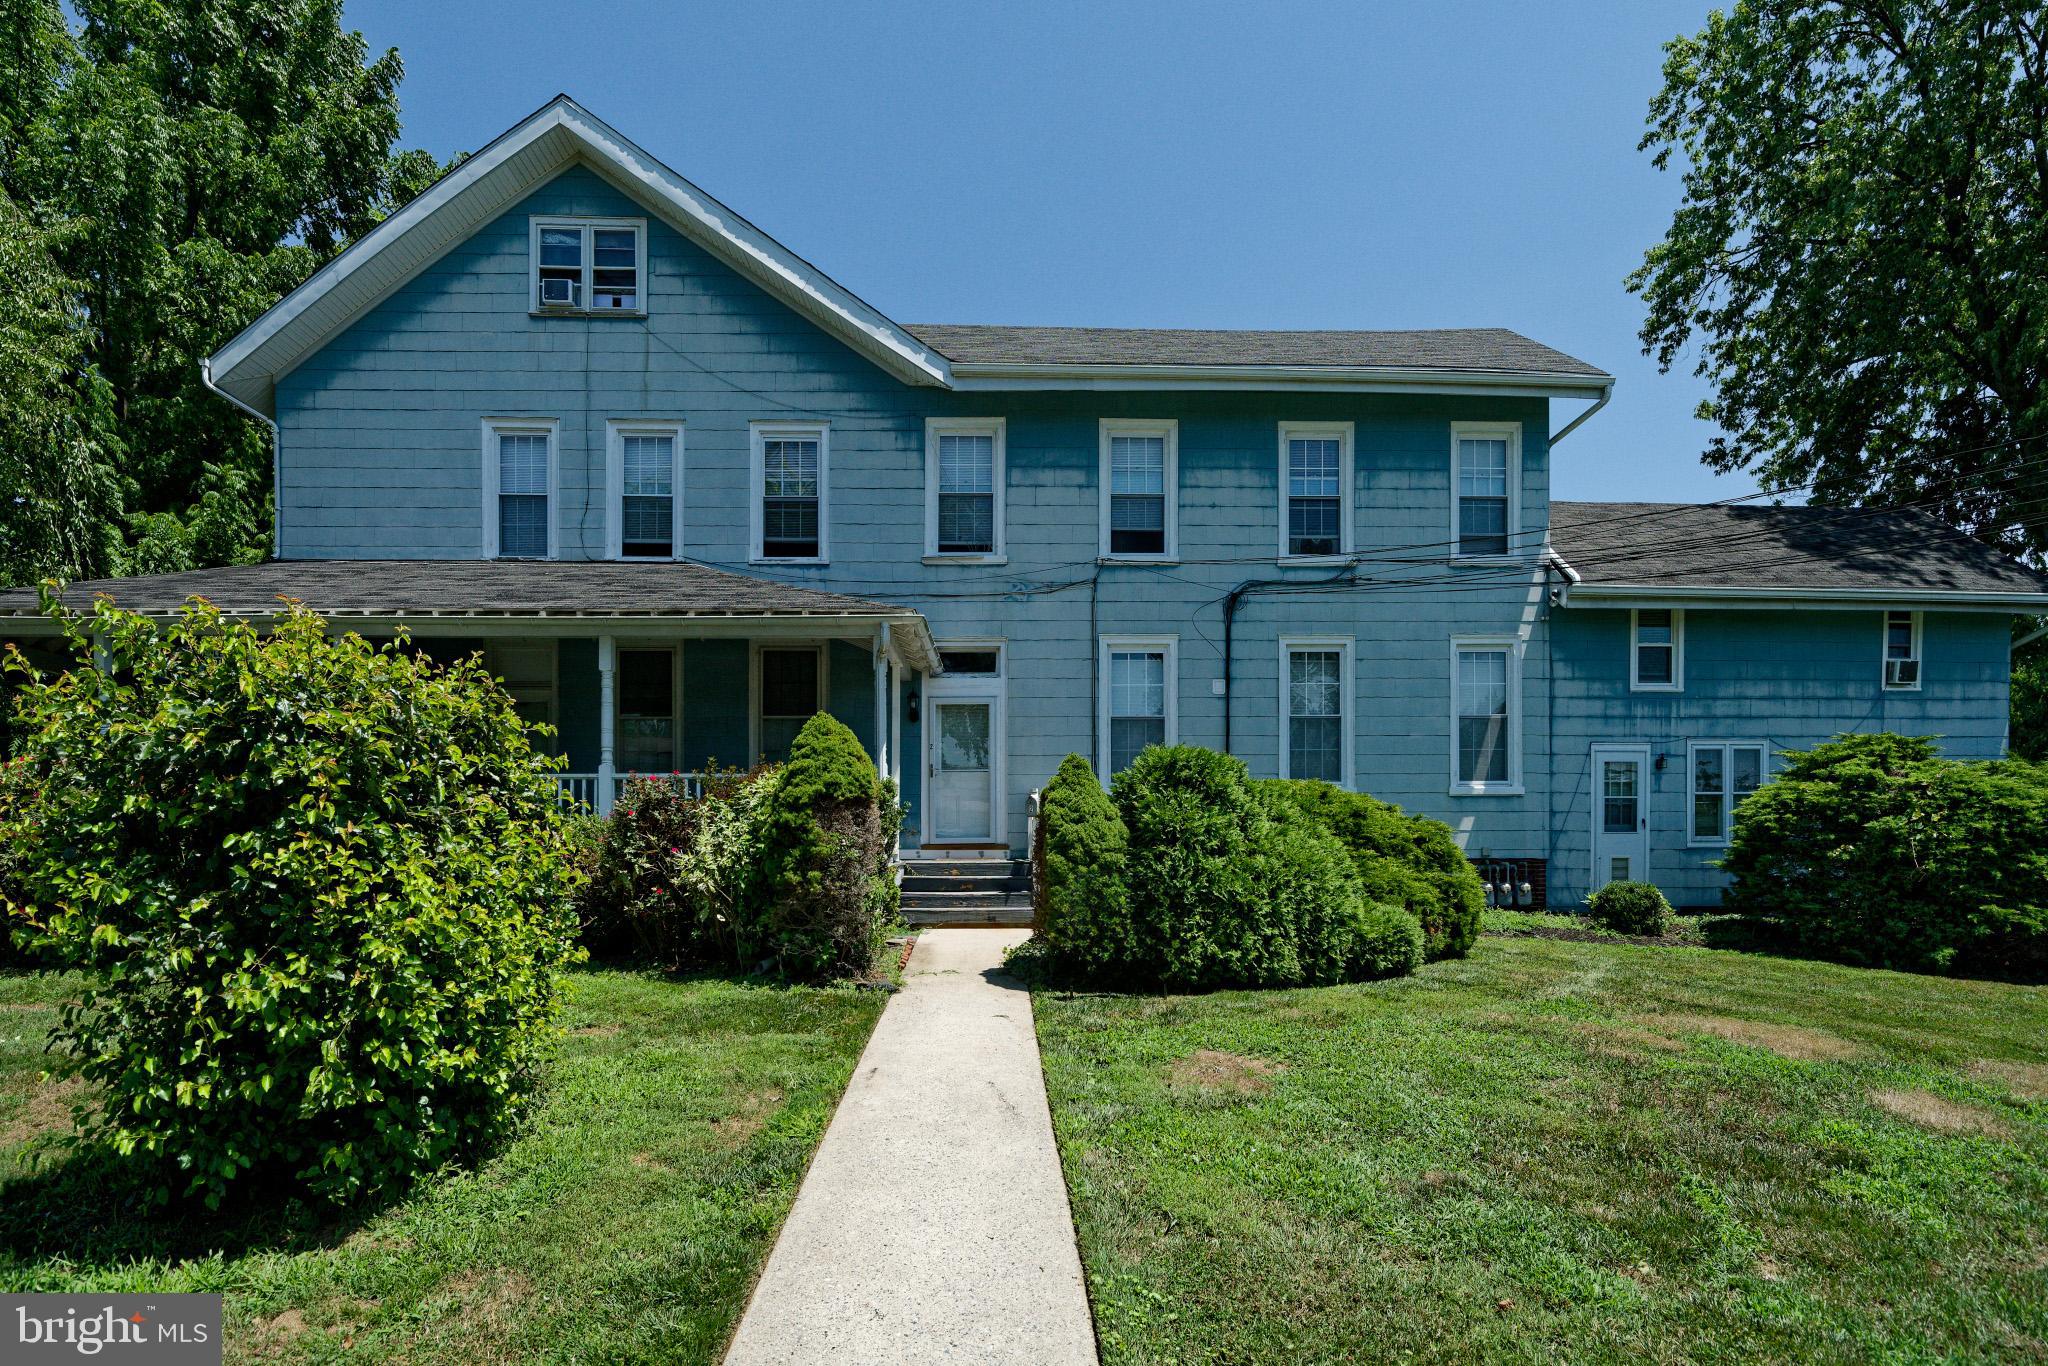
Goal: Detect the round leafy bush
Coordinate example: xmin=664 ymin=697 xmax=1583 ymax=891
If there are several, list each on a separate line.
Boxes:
xmin=750 ymin=713 xmax=898 ymax=981
xmin=1034 ymin=753 xmax=1132 ymax=978
xmin=1260 ymin=779 xmax=1483 ymax=959
xmin=583 ymin=769 xmax=774 ymax=968
xmin=1587 ymin=879 xmax=1674 ymax=936
xmin=1350 ymin=901 xmax=1427 ymax=979
xmin=1723 ymin=733 xmax=2048 ymax=978
xmin=0 ymin=599 xmax=585 ymax=1206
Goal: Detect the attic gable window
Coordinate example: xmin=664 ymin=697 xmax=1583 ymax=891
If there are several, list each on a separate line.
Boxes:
xmin=531 ymin=216 xmax=646 ymax=313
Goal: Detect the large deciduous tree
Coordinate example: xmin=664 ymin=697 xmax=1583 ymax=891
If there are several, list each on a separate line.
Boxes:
xmin=0 ymin=0 xmax=444 ymax=585
xmin=1632 ymin=1 xmax=2048 ymax=559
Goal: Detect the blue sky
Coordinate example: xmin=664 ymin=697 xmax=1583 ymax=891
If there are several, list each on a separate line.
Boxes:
xmin=342 ymin=0 xmax=1750 ymax=504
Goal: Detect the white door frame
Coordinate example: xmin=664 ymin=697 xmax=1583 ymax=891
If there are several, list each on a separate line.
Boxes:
xmin=1589 ymin=742 xmax=1652 ymax=891
xmin=920 ymin=681 xmax=1006 ymax=849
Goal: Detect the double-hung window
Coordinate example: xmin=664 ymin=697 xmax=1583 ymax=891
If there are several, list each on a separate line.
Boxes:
xmin=1452 ymin=423 xmax=1518 ymax=557
xmin=1451 ymin=638 xmax=1522 ymax=793
xmin=1100 ymin=420 xmax=1178 ymax=559
xmin=616 ymin=648 xmax=678 ymax=774
xmin=925 ymin=418 xmax=1005 ymax=559
xmin=1099 ymin=635 xmax=1177 ymax=776
xmin=756 ymin=646 xmax=824 ymax=762
xmin=482 ymin=419 xmax=557 ymax=559
xmin=1631 ymin=608 xmax=1683 ymax=690
xmin=607 ymin=421 xmax=681 ymax=559
xmin=531 ymin=217 xmax=646 ymax=312
xmin=1883 ymin=610 xmax=1922 ymax=689
xmin=1280 ymin=637 xmax=1353 ymax=786
xmin=751 ymin=423 xmax=828 ymax=562
xmin=1279 ymin=422 xmax=1354 ymax=559
xmin=1690 ymin=741 xmax=1766 ymax=844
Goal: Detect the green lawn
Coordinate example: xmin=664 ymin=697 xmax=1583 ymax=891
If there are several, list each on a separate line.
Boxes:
xmin=1035 ymin=935 xmax=2048 ymax=1363
xmin=0 ymin=967 xmax=882 ymax=1364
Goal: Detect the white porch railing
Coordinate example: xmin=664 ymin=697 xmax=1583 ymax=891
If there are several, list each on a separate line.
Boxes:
xmin=553 ymin=771 xmax=707 ymax=813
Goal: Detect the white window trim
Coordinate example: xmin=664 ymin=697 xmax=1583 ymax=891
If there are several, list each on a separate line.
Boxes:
xmin=749 ymin=421 xmax=830 ymax=564
xmin=1277 ymin=636 xmax=1355 ymax=788
xmin=1449 ymin=420 xmax=1523 ymax=562
xmin=1277 ymin=421 xmax=1355 ymax=564
xmin=604 ymin=419 xmax=684 ymax=561
xmin=1098 ymin=418 xmax=1180 ymax=563
xmin=1882 ymin=609 xmax=1924 ymax=691
xmin=1686 ymin=739 xmax=1770 ymax=847
xmin=611 ymin=642 xmax=685 ymax=777
xmin=480 ymin=417 xmax=560 ymax=560
xmin=923 ymin=417 xmax=1007 ymax=564
xmin=1629 ymin=607 xmax=1685 ymax=692
xmin=1449 ymin=634 xmax=1525 ymax=796
xmin=1097 ymin=634 xmax=1179 ymax=777
xmin=529 ymin=215 xmax=648 ymax=315
xmin=748 ymin=642 xmax=830 ymax=764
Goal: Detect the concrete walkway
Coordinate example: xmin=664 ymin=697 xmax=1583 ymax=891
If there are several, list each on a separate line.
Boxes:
xmin=724 ymin=928 xmax=1097 ymax=1365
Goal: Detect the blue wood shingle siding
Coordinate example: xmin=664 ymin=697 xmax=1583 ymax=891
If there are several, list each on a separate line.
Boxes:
xmin=274 ymin=165 xmax=2016 ymax=903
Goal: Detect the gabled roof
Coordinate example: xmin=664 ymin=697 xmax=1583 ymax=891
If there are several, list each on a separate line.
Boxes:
xmin=1550 ymin=501 xmax=2048 ymax=607
xmin=206 ymin=95 xmax=952 ymax=414
xmin=908 ymin=324 xmax=1609 ymax=383
xmin=0 ymin=560 xmax=939 ymax=668
xmin=205 ymin=96 xmax=1613 ymax=410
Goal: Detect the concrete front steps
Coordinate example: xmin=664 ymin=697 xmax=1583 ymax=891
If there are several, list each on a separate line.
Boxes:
xmin=899 ymin=856 xmax=1034 ymax=928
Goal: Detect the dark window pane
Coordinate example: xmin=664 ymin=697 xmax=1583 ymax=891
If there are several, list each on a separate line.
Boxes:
xmin=938 ymin=650 xmax=1000 ymax=675
xmin=937 ymin=492 xmax=994 ymax=552
xmin=1289 ymin=716 xmax=1342 ymax=782
xmin=1459 ymin=497 xmax=1509 ymax=555
xmin=1288 ymin=497 xmax=1341 ymax=556
xmin=761 ymin=649 xmax=819 ymax=718
xmin=1458 ymin=716 xmax=1509 ymax=783
xmin=1637 ymin=645 xmax=1673 ymax=684
xmin=499 ymin=494 xmax=548 ymax=558
xmin=1109 ymin=717 xmax=1164 ymax=774
xmin=621 ymin=495 xmax=672 ymax=557
xmin=763 ymin=498 xmax=819 ymax=558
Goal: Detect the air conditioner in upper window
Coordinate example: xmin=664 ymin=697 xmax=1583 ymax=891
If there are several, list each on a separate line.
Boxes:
xmin=1885 ymin=657 xmax=1920 ymax=687
xmin=538 ymin=277 xmax=580 ymax=307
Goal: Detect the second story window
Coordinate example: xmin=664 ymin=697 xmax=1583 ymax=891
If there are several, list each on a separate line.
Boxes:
xmin=752 ymin=423 xmax=828 ymax=562
xmin=482 ymin=418 xmax=556 ymax=559
xmin=607 ymin=421 xmax=681 ymax=559
xmin=1883 ymin=610 xmax=1922 ymax=689
xmin=1452 ymin=423 xmax=1518 ymax=557
xmin=531 ymin=217 xmax=645 ymax=313
xmin=1100 ymin=419 xmax=1178 ymax=560
xmin=1631 ymin=608 xmax=1683 ymax=690
xmin=1279 ymin=423 xmax=1353 ymax=559
xmin=926 ymin=418 xmax=1005 ymax=559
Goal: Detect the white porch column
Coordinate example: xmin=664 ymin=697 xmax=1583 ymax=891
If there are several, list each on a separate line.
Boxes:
xmin=597 ymin=634 xmax=617 ymax=817
xmin=872 ymin=623 xmax=891 ymax=777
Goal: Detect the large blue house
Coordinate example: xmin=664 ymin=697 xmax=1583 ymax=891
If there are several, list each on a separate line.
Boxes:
xmin=7 ymin=96 xmax=2046 ymax=909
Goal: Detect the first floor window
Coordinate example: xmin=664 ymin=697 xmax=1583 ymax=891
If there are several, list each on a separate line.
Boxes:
xmin=1454 ymin=643 xmax=1516 ymax=788
xmin=1284 ymin=643 xmax=1348 ymax=784
xmin=1454 ymin=427 xmax=1514 ymax=556
xmin=1691 ymin=741 xmax=1765 ymax=843
xmin=494 ymin=426 xmax=551 ymax=558
xmin=615 ymin=426 xmax=678 ymax=558
xmin=759 ymin=647 xmax=822 ymax=761
xmin=1632 ymin=608 xmax=1681 ymax=689
xmin=1102 ymin=638 xmax=1175 ymax=775
xmin=930 ymin=422 xmax=1002 ymax=555
xmin=482 ymin=642 xmax=558 ymax=749
xmin=1883 ymin=610 xmax=1921 ymax=689
xmin=755 ymin=426 xmax=825 ymax=560
xmin=1102 ymin=421 xmax=1176 ymax=558
xmin=617 ymin=648 xmax=676 ymax=773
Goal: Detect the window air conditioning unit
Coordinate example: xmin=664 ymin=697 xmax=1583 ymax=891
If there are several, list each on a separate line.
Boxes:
xmin=539 ymin=277 xmax=580 ymax=307
xmin=1885 ymin=658 xmax=1919 ymax=688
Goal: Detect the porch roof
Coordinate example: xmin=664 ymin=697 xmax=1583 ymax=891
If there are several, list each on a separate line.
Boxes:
xmin=0 ymin=559 xmax=940 ymax=669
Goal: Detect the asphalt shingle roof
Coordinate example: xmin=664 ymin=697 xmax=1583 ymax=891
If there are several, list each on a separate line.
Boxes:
xmin=0 ymin=559 xmax=915 ymax=620
xmin=904 ymin=324 xmax=1610 ymax=378
xmin=1550 ymin=501 xmax=2048 ymax=596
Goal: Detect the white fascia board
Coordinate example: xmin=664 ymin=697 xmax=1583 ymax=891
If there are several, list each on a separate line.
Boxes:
xmin=206 ymin=97 xmax=950 ymax=416
xmin=1560 ymin=583 xmax=2048 ymax=612
xmin=945 ymin=364 xmax=1611 ymax=398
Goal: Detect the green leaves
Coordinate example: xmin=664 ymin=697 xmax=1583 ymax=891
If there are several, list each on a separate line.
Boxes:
xmin=0 ymin=596 xmax=586 ymax=1205
xmin=1632 ymin=1 xmax=2048 ymax=557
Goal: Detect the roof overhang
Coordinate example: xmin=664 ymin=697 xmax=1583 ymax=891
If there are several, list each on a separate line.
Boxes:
xmin=1555 ymin=582 xmax=2048 ymax=613
xmin=945 ymin=363 xmax=1613 ymax=399
xmin=206 ymin=95 xmax=952 ymax=415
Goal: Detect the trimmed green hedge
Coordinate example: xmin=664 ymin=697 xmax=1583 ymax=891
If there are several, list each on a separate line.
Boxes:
xmin=1036 ymin=753 xmax=1132 ymax=975
xmin=1588 ymin=879 xmax=1673 ymax=936
xmin=1723 ymin=733 xmax=2048 ymax=978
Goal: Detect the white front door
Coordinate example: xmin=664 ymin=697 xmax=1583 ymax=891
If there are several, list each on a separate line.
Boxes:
xmin=926 ymin=696 xmax=1001 ymax=844
xmin=1590 ymin=743 xmax=1651 ymax=889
